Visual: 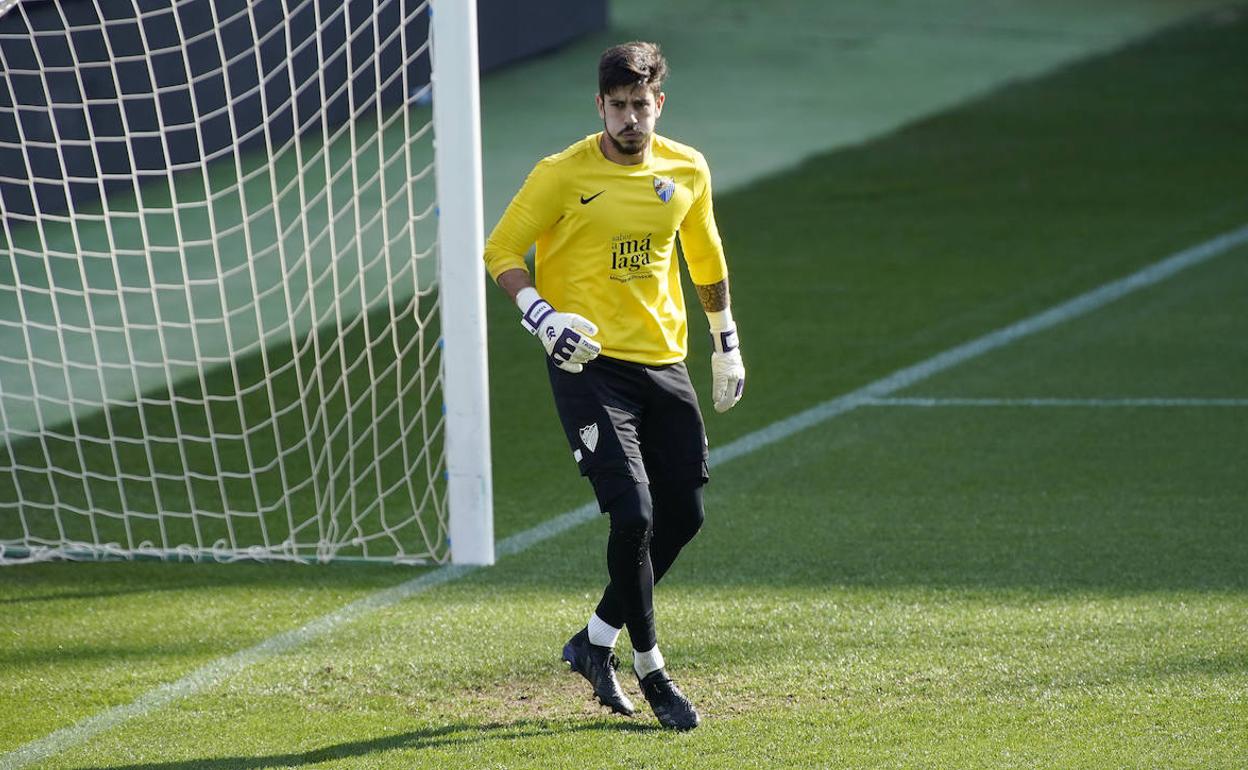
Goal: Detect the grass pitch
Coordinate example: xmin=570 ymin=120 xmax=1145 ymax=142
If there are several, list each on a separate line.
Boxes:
xmin=3 ymin=9 xmax=1248 ymax=769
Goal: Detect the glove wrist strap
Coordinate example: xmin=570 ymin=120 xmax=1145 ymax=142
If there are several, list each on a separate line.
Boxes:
xmin=517 ymin=287 xmax=554 ymax=336
xmin=706 ymin=307 xmax=738 ymax=353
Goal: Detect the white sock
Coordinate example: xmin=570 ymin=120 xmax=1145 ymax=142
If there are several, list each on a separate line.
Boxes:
xmin=633 ymin=645 xmax=665 ymax=678
xmin=587 ymin=613 xmax=621 ymax=648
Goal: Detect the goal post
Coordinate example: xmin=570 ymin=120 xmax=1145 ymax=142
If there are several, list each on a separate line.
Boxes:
xmin=0 ymin=0 xmax=493 ymax=566
xmin=431 ymin=0 xmax=493 ymax=566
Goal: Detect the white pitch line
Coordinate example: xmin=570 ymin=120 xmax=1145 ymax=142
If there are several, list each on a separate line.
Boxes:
xmin=707 ymin=223 xmax=1248 ymax=468
xmin=865 ymin=397 xmax=1248 ymax=408
xmin=3 ymin=222 xmax=1246 ymax=769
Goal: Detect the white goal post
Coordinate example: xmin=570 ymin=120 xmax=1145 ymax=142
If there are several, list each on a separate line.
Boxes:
xmin=0 ymin=0 xmax=493 ymax=565
xmin=431 ymin=0 xmax=492 ymax=566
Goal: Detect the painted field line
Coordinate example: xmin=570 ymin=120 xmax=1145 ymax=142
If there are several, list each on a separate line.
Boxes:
xmin=865 ymin=397 xmax=1248 ymax=408
xmin=708 ymin=224 xmax=1248 ymax=468
xmin=4 ymin=222 xmax=1246 ymax=769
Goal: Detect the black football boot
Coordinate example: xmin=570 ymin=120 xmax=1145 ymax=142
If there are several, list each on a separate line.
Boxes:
xmin=561 ymin=628 xmax=635 ymax=716
xmin=637 ymin=668 xmax=700 ymax=730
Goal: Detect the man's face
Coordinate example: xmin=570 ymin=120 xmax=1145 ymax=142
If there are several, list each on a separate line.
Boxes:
xmin=596 ymin=85 xmax=665 ymax=157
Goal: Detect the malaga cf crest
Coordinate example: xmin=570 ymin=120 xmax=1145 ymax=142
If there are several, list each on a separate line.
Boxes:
xmin=652 ymin=175 xmax=675 ymax=203
xmin=579 ymin=423 xmax=599 ymax=453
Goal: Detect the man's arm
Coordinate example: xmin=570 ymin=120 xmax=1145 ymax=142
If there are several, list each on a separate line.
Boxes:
xmin=496 ymin=267 xmax=534 ymax=303
xmin=694 ymin=278 xmax=744 ymax=413
xmin=694 ymin=279 xmax=729 ymax=313
xmin=484 ymin=158 xmax=560 ymax=280
xmin=484 ymin=159 xmax=601 ymax=373
xmin=679 ymin=155 xmax=743 ymax=412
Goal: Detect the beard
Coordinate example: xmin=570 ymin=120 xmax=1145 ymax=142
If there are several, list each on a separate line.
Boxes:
xmin=605 ymin=126 xmax=647 ymax=156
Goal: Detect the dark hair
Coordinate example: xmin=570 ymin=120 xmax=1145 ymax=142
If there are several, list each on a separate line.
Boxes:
xmin=598 ymin=41 xmax=668 ymax=96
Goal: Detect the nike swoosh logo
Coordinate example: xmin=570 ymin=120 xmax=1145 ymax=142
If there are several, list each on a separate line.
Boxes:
xmin=580 ymin=190 xmax=605 ymax=205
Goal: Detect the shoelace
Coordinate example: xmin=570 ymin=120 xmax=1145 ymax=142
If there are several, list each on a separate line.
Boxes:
xmin=642 ymin=675 xmax=679 ymax=698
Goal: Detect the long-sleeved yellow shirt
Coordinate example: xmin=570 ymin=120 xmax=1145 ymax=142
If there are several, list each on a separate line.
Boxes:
xmin=483 ymin=133 xmax=728 ymax=365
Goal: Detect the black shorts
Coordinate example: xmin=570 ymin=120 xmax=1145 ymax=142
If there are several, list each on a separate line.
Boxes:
xmin=547 ymin=355 xmax=710 ymax=509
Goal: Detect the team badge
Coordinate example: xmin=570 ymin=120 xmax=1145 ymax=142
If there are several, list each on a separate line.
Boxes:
xmin=652 ymin=175 xmax=675 ymax=203
xmin=579 ymin=423 xmax=599 ymax=453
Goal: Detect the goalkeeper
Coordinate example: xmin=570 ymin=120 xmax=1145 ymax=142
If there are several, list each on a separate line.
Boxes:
xmin=483 ymin=41 xmax=744 ymax=731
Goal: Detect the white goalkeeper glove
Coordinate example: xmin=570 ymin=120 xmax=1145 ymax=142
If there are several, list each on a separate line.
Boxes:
xmin=517 ymin=287 xmax=602 ymax=374
xmin=707 ymin=309 xmax=745 ymax=413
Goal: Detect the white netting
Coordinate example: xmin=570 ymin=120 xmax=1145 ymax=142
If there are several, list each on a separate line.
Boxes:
xmin=0 ymin=0 xmax=450 ymax=564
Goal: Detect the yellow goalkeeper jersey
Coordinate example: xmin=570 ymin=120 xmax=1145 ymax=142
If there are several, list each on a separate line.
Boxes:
xmin=484 ymin=133 xmax=728 ymax=366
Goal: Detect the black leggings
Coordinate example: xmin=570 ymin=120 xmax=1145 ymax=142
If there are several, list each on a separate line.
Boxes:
xmin=593 ymin=477 xmax=705 ymax=653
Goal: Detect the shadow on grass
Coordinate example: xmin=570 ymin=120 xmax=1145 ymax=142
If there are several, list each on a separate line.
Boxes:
xmin=68 ymin=719 xmax=661 ymax=770
xmin=0 ymin=586 xmax=176 ymax=606
xmin=0 ymin=559 xmax=420 ymax=604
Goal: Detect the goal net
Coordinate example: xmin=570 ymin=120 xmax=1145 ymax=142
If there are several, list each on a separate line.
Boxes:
xmin=0 ymin=0 xmax=492 ymax=565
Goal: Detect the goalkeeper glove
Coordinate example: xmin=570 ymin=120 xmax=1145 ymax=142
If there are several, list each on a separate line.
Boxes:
xmin=707 ymin=309 xmax=745 ymax=413
xmin=517 ymin=287 xmax=602 ymax=374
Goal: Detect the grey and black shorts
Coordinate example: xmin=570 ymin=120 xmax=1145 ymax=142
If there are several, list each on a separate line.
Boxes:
xmin=546 ymin=355 xmax=710 ymax=510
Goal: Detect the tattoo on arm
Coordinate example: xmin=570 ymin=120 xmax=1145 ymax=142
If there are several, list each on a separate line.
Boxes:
xmin=695 ymin=279 xmax=730 ymax=312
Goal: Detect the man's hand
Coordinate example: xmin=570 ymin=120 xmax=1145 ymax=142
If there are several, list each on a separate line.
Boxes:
xmin=520 ymin=295 xmax=602 ymax=373
xmin=710 ymin=326 xmax=745 ymax=413
xmin=698 ymin=282 xmax=745 ymax=413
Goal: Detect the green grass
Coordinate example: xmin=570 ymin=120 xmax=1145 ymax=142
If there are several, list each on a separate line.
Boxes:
xmin=3 ymin=8 xmax=1248 ymax=768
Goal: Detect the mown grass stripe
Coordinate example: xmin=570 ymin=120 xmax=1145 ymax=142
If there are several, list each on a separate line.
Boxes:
xmin=3 ymin=222 xmax=1245 ymax=769
xmin=709 ymin=224 xmax=1248 ymax=468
